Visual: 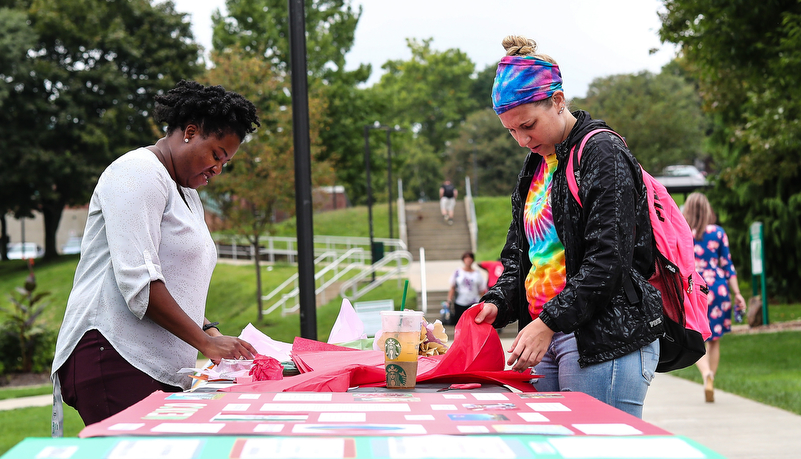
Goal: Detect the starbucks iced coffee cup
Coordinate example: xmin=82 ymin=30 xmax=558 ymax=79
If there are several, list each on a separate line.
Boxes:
xmin=380 ymin=310 xmax=423 ymax=389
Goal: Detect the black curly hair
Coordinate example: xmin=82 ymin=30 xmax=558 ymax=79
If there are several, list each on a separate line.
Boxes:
xmin=153 ymin=80 xmax=260 ymax=141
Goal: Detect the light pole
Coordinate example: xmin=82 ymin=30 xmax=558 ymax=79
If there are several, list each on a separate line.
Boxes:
xmin=363 ymin=124 xmax=376 ymax=280
xmin=364 ymin=122 xmax=404 ymax=277
xmin=383 ymin=125 xmax=405 ymax=240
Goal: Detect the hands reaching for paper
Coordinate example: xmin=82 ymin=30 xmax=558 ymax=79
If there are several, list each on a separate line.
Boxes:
xmin=506 ymin=319 xmax=554 ymax=372
xmin=475 ymin=302 xmax=554 ymax=372
xmin=203 ymin=336 xmax=257 ymax=365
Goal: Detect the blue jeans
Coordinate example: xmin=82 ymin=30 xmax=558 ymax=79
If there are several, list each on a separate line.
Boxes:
xmin=532 ymin=331 xmax=659 ymax=418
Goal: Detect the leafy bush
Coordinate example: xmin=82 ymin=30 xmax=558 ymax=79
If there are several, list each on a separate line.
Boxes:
xmin=0 ymin=260 xmax=53 ymax=373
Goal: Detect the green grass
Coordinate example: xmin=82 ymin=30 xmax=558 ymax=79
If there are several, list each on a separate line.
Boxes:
xmin=271 ymin=203 xmax=399 ymax=240
xmin=0 ymin=405 xmax=83 ymax=454
xmin=0 ymin=384 xmax=51 ymax=401
xmin=669 ymin=331 xmax=801 ymax=414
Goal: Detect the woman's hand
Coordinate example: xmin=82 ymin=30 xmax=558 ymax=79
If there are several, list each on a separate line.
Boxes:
xmin=733 ymin=292 xmax=747 ymax=313
xmin=202 ymin=336 xmax=258 ymax=365
xmin=507 ymin=318 xmax=554 ymax=372
xmin=474 ymin=302 xmax=498 ymax=325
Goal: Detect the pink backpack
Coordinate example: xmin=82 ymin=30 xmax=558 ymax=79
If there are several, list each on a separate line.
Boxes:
xmin=566 ymin=129 xmax=711 ymax=372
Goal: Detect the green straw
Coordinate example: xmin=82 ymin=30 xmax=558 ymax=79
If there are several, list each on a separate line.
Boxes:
xmin=401 ymin=279 xmax=409 ymax=310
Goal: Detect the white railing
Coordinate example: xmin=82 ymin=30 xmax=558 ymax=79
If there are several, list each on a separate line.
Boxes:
xmin=339 ymin=250 xmax=413 ymax=302
xmin=216 ymin=236 xmax=407 ymax=263
xmin=464 ymin=176 xmax=478 ymax=255
xmin=261 ymin=248 xmax=369 ymax=316
xmin=398 ymin=178 xmax=407 ymax=248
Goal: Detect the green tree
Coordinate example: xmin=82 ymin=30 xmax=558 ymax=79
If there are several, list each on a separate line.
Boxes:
xmin=212 ymin=0 xmax=375 ymax=205
xmin=660 ymin=0 xmax=801 ymax=299
xmin=371 ymin=38 xmax=479 ymax=153
xmin=445 ymin=108 xmax=527 ymax=197
xmin=202 ymin=49 xmax=333 ymax=321
xmin=0 ymin=0 xmax=201 ymax=259
xmin=468 ymin=63 xmax=498 ymax=113
xmin=572 ymin=70 xmax=706 ymax=173
xmin=0 ymin=7 xmax=38 ymax=261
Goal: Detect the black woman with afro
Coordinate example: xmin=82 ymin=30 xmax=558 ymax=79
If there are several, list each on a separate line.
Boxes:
xmin=52 ymin=80 xmax=261 ymax=426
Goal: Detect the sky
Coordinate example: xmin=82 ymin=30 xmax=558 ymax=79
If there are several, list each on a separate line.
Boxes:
xmin=171 ymin=0 xmax=677 ymax=100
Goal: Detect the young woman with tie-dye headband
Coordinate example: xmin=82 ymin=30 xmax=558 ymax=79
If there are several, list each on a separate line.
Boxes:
xmin=474 ymin=36 xmax=664 ymax=418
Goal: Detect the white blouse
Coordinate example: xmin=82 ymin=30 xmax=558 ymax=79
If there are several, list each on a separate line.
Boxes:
xmin=51 ymin=148 xmax=217 ymax=390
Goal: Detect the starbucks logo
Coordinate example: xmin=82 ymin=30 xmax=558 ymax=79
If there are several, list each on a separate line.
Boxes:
xmin=384 ymin=338 xmax=401 ymax=360
xmin=385 ymin=363 xmax=407 ymax=386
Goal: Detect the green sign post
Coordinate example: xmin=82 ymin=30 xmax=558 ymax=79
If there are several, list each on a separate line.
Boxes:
xmin=749 ymin=222 xmax=768 ymax=325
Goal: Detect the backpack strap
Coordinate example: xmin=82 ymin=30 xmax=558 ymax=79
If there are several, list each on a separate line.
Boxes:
xmin=565 ymin=128 xmax=639 ymax=305
xmin=566 ymin=129 xmax=628 ymax=207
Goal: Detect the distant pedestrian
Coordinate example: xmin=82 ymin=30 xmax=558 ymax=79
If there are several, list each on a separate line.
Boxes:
xmin=439 ymin=179 xmax=458 ymax=224
xmin=448 ymin=251 xmax=487 ymax=324
xmin=682 ymin=192 xmax=746 ymax=403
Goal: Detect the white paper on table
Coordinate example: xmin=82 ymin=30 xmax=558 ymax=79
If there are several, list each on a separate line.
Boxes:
xmin=526 ymin=402 xmax=571 ymax=411
xmin=260 ymin=403 xmax=409 ymax=412
xmin=238 ymin=438 xmax=346 ymax=459
xmin=108 ymin=423 xmax=145 ymax=431
xmin=105 ymin=439 xmax=203 ymax=459
xmin=318 ymin=412 xmax=366 ymax=422
xmin=239 ymin=323 xmax=293 ymax=362
xmin=387 ymin=435 xmax=517 ymax=459
xmin=546 ymin=437 xmax=706 ymax=458
xmin=571 ymin=423 xmax=643 ymax=435
xmin=273 ymin=393 xmax=332 ymax=402
xmin=457 ymin=425 xmax=490 ymax=433
xmin=327 ymin=299 xmax=367 ymax=344
xmin=150 ymin=423 xmax=224 ymax=434
xmin=472 ymin=393 xmax=509 ymax=401
xmin=518 ymin=412 xmax=550 ymax=422
xmin=34 ymin=445 xmax=78 ymax=459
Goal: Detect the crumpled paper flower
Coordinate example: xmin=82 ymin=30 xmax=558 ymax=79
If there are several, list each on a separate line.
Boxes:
xmin=420 ymin=341 xmax=448 ymax=356
xmin=249 ymin=354 xmax=284 ymax=381
xmin=372 ymin=317 xmax=449 ymax=356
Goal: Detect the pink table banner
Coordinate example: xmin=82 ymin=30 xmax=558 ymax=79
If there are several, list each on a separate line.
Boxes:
xmin=79 ymin=390 xmax=671 ymax=439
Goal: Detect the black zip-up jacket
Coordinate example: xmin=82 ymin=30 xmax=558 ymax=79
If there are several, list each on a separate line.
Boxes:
xmin=481 ymin=111 xmax=664 ymax=367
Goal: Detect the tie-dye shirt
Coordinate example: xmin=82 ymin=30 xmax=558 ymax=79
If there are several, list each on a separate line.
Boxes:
xmin=524 ymin=154 xmax=566 ymax=319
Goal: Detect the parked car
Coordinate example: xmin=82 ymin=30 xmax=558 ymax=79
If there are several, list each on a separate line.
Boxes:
xmin=662 ymin=165 xmax=706 ymax=178
xmin=61 ymin=236 xmax=82 ymax=255
xmin=7 ymin=242 xmax=45 ymax=260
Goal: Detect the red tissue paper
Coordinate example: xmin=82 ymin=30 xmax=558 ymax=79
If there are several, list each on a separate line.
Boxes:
xmin=224 ymin=303 xmax=536 ymax=393
xmin=249 ymin=354 xmax=284 ymax=381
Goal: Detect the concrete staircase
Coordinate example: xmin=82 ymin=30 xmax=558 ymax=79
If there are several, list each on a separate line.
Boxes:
xmin=405 ymin=201 xmax=471 ymax=261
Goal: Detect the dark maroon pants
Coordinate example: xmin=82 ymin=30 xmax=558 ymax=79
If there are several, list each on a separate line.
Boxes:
xmin=57 ymin=329 xmax=181 ymax=426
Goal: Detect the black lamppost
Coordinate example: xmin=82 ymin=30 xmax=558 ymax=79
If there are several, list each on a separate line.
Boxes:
xmin=364 ymin=122 xmax=404 ymax=277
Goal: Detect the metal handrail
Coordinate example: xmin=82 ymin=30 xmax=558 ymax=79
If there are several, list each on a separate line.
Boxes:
xmin=262 ymin=249 xmax=368 ymax=316
xmin=218 ymin=236 xmax=406 ymax=262
xmin=398 ymin=178 xmax=408 ymax=247
xmin=464 ymin=176 xmax=478 ymax=255
xmin=339 ymin=250 xmax=413 ymax=302
xmin=261 ymin=251 xmax=338 ymax=315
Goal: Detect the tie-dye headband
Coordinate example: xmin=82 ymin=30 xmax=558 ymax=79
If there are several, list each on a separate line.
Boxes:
xmin=491 ymin=56 xmax=563 ymax=115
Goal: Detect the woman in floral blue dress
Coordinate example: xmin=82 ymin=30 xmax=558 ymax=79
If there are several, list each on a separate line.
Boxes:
xmin=682 ymin=193 xmax=746 ymax=402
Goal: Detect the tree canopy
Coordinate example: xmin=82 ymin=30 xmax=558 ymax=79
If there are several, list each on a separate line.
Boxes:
xmin=0 ymin=0 xmax=201 ymax=258
xmin=572 ymin=69 xmax=706 ymax=173
xmin=660 ymin=0 xmax=801 ymax=299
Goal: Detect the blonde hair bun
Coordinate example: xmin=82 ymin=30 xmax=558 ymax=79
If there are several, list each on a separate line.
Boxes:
xmin=501 ymin=35 xmax=556 ymax=64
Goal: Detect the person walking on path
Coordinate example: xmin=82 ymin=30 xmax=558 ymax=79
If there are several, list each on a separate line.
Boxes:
xmin=682 ymin=192 xmax=746 ymax=403
xmin=474 ymin=35 xmax=663 ymax=418
xmin=439 ymin=179 xmax=458 ymax=225
xmin=448 ymin=251 xmax=487 ymax=324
